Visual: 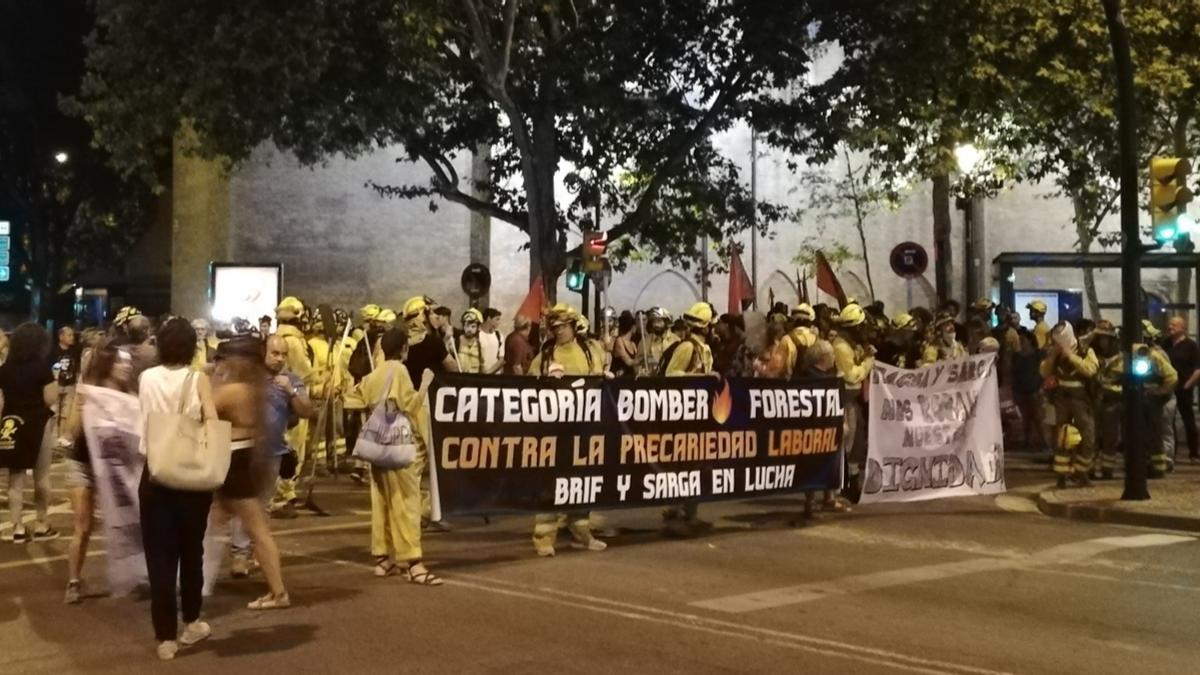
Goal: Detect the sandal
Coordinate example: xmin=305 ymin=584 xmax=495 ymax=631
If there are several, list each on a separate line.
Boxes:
xmin=403 ymin=563 xmax=443 ymax=586
xmin=247 ymin=592 xmax=291 ymax=610
xmin=374 ymin=557 xmax=399 ymax=577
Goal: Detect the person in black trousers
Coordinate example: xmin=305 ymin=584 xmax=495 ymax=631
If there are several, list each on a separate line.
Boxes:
xmin=1167 ymin=317 xmax=1200 ymax=466
xmin=137 ymin=319 xmax=219 ymax=660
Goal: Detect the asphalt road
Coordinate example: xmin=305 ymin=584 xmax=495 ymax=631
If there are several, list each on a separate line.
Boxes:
xmin=2 ymin=459 xmax=1198 ymax=674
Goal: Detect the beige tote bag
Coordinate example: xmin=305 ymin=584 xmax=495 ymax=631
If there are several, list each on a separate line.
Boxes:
xmin=145 ymin=372 xmax=232 ymax=491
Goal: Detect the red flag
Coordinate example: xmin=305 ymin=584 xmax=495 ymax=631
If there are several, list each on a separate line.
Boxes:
xmin=516 ymin=277 xmax=547 ymax=322
xmin=814 ymin=250 xmax=847 ymax=307
xmin=728 ymin=248 xmax=755 ymax=315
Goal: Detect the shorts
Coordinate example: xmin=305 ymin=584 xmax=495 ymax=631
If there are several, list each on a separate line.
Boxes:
xmin=219 ymin=447 xmax=260 ymax=500
xmin=66 ymin=459 xmax=95 ymax=489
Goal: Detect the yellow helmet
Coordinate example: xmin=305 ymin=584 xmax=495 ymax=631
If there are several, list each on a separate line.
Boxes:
xmin=1058 ymin=424 xmax=1081 ymax=451
xmin=377 ymin=309 xmax=397 ymax=324
xmin=359 ymin=304 xmax=382 ymax=321
xmin=546 ymin=306 xmax=578 ymax=328
xmin=462 ymin=308 xmax=483 ymax=325
xmin=838 ymin=303 xmax=866 ymax=327
xmin=576 ymin=315 xmax=591 ymax=333
xmin=1093 ymin=320 xmax=1118 ymax=338
xmin=1027 ymin=300 xmax=1048 ymax=314
xmin=893 ymin=312 xmax=916 ymax=330
xmin=684 ymin=302 xmax=716 ymax=328
xmin=972 ymin=298 xmax=995 ymax=311
xmin=791 ymin=303 xmax=816 ymax=322
xmin=403 ymin=296 xmax=431 ymax=319
xmin=1141 ymin=319 xmax=1161 ymax=338
xmin=276 ymin=296 xmax=304 ymax=320
xmin=113 ymin=305 xmax=142 ymax=327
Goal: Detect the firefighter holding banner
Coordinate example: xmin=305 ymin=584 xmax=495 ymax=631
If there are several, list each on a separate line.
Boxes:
xmin=659 ymin=302 xmax=717 ymax=536
xmin=527 ymin=306 xmax=606 ymax=557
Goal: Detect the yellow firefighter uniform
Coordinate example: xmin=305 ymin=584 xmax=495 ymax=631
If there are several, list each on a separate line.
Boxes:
xmin=1040 ymin=341 xmax=1099 ymax=479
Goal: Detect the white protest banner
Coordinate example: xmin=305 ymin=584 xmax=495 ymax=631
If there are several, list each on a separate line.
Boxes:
xmin=79 ymin=384 xmax=147 ymax=596
xmin=861 ymin=353 xmax=1005 ymax=503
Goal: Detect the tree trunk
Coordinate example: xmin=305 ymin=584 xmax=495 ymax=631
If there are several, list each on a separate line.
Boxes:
xmin=931 ymin=173 xmax=953 ymax=305
xmin=521 ymin=110 xmax=564 ymax=304
xmin=1173 ymin=108 xmax=1193 ymax=325
xmin=1072 ymin=194 xmax=1102 ymax=320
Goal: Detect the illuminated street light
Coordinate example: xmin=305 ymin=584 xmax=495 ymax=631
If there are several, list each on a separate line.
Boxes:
xmin=954 ymin=143 xmax=981 ymax=174
xmin=54 ymin=151 xmax=69 ymax=164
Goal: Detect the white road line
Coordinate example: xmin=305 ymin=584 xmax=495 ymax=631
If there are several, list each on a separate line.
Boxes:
xmin=310 ymin=556 xmax=1010 ymax=675
xmin=692 ymin=534 xmax=1195 ymax=613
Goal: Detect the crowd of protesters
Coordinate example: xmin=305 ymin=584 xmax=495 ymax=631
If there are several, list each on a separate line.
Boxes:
xmin=1 ymin=292 xmax=1196 ymax=660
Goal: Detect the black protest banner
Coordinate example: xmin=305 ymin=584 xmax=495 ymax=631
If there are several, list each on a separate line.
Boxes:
xmin=427 ymin=373 xmax=844 ymax=514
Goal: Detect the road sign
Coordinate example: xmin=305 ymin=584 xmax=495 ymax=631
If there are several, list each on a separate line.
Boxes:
xmin=0 ymin=236 xmax=9 ymax=250
xmin=0 ymin=221 xmax=9 ymax=235
xmin=890 ymin=242 xmax=929 ymax=279
xmin=0 ymin=266 xmax=9 ymax=282
xmin=0 ymin=250 xmax=9 ymax=265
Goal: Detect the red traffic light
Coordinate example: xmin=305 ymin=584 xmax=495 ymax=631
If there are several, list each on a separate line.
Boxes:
xmin=582 ymin=230 xmax=607 ymax=272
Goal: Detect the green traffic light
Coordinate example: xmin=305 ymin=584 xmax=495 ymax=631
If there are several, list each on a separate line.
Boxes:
xmin=1154 ymin=222 xmax=1179 ymax=243
xmin=566 ymin=270 xmax=585 ymax=292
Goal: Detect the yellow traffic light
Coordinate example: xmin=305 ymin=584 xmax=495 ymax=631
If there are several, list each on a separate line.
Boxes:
xmin=1149 ymin=156 xmax=1192 ymax=226
xmin=582 ymin=230 xmax=607 ymax=273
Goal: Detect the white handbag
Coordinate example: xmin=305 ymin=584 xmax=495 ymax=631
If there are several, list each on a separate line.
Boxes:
xmin=145 ymin=372 xmax=233 ymax=491
xmin=353 ymin=373 xmax=419 ymax=470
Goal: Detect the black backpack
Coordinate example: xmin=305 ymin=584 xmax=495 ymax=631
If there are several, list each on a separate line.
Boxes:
xmin=655 ymin=338 xmax=702 ymax=376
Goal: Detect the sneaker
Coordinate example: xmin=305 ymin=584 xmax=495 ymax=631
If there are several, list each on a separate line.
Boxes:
xmin=271 ymin=503 xmax=298 ymax=520
xmin=33 ymin=526 xmax=60 ymax=541
xmin=535 ymin=546 xmax=556 ymax=558
xmin=11 ymin=528 xmax=29 ymax=544
xmin=247 ymin=592 xmax=291 ymax=610
xmin=64 ymin=580 xmax=82 ymax=604
xmin=179 ymin=620 xmax=211 ymax=646
xmin=569 ymin=538 xmax=607 ymax=552
xmin=230 ymin=556 xmax=250 ymax=579
xmin=422 ymin=519 xmax=452 ymax=533
xmin=156 ymin=641 xmax=179 ymax=661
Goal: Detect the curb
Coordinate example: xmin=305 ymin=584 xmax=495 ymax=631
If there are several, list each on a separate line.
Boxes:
xmin=1035 ymin=491 xmax=1200 ymax=533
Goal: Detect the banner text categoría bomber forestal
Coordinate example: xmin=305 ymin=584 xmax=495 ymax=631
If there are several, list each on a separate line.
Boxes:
xmin=861 ymin=353 xmax=1005 ymax=504
xmin=427 ymin=374 xmax=846 ymax=514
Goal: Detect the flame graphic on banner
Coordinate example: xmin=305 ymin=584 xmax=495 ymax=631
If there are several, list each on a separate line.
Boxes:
xmin=712 ymin=381 xmax=732 ymax=425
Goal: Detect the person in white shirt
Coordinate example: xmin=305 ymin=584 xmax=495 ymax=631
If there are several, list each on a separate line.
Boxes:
xmin=478 ymin=308 xmax=505 ymax=375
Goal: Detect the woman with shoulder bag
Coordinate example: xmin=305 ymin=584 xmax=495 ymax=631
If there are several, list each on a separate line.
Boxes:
xmin=355 ymin=327 xmax=440 ymax=585
xmin=137 ymin=319 xmax=221 ymax=661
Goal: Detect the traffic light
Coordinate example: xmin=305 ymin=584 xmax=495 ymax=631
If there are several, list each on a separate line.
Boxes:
xmin=1150 ymin=157 xmax=1193 ymax=249
xmin=565 ymin=261 xmax=586 ymax=293
xmin=1132 ymin=346 xmax=1153 ymax=378
xmin=582 ymin=230 xmax=607 ymax=273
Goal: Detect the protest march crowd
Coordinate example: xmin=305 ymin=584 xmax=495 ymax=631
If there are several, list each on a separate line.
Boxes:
xmin=1 ymin=291 xmax=1196 ymax=660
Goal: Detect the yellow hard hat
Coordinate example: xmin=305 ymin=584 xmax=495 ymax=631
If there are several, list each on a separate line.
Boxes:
xmin=1027 ymin=300 xmax=1048 ymax=314
xmin=893 ymin=312 xmax=916 ymax=330
xmin=1058 ymin=424 xmax=1081 ymax=451
xmin=403 ymin=296 xmax=430 ymax=319
xmin=113 ymin=305 xmax=141 ymax=327
xmin=377 ymin=309 xmax=397 ymax=324
xmin=462 ymin=308 xmax=483 ymax=324
xmin=1094 ymin=320 xmax=1118 ymax=338
xmin=838 ymin=303 xmax=866 ymax=327
xmin=1142 ymin=319 xmax=1161 ymax=338
xmin=791 ymin=303 xmax=816 ymax=322
xmin=576 ymin=315 xmax=591 ymax=332
xmin=547 ymin=306 xmax=578 ymax=328
xmin=359 ymin=304 xmax=382 ymax=321
xmin=972 ymin=298 xmax=995 ymax=311
xmin=684 ymin=301 xmax=716 ymax=328
xmin=276 ymin=296 xmax=304 ymax=320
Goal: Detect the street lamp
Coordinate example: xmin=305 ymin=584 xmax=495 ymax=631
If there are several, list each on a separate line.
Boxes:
xmin=954 ymin=143 xmax=981 ymax=174
xmin=54 ymin=151 xmax=69 ymax=165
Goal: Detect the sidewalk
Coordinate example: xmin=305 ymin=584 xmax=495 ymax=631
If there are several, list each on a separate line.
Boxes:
xmin=1035 ymin=461 xmax=1200 ymax=532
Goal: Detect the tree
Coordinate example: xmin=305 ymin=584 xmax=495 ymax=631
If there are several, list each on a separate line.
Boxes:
xmin=78 ymin=0 xmax=821 ymax=300
xmin=0 ymin=0 xmax=152 ymax=322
